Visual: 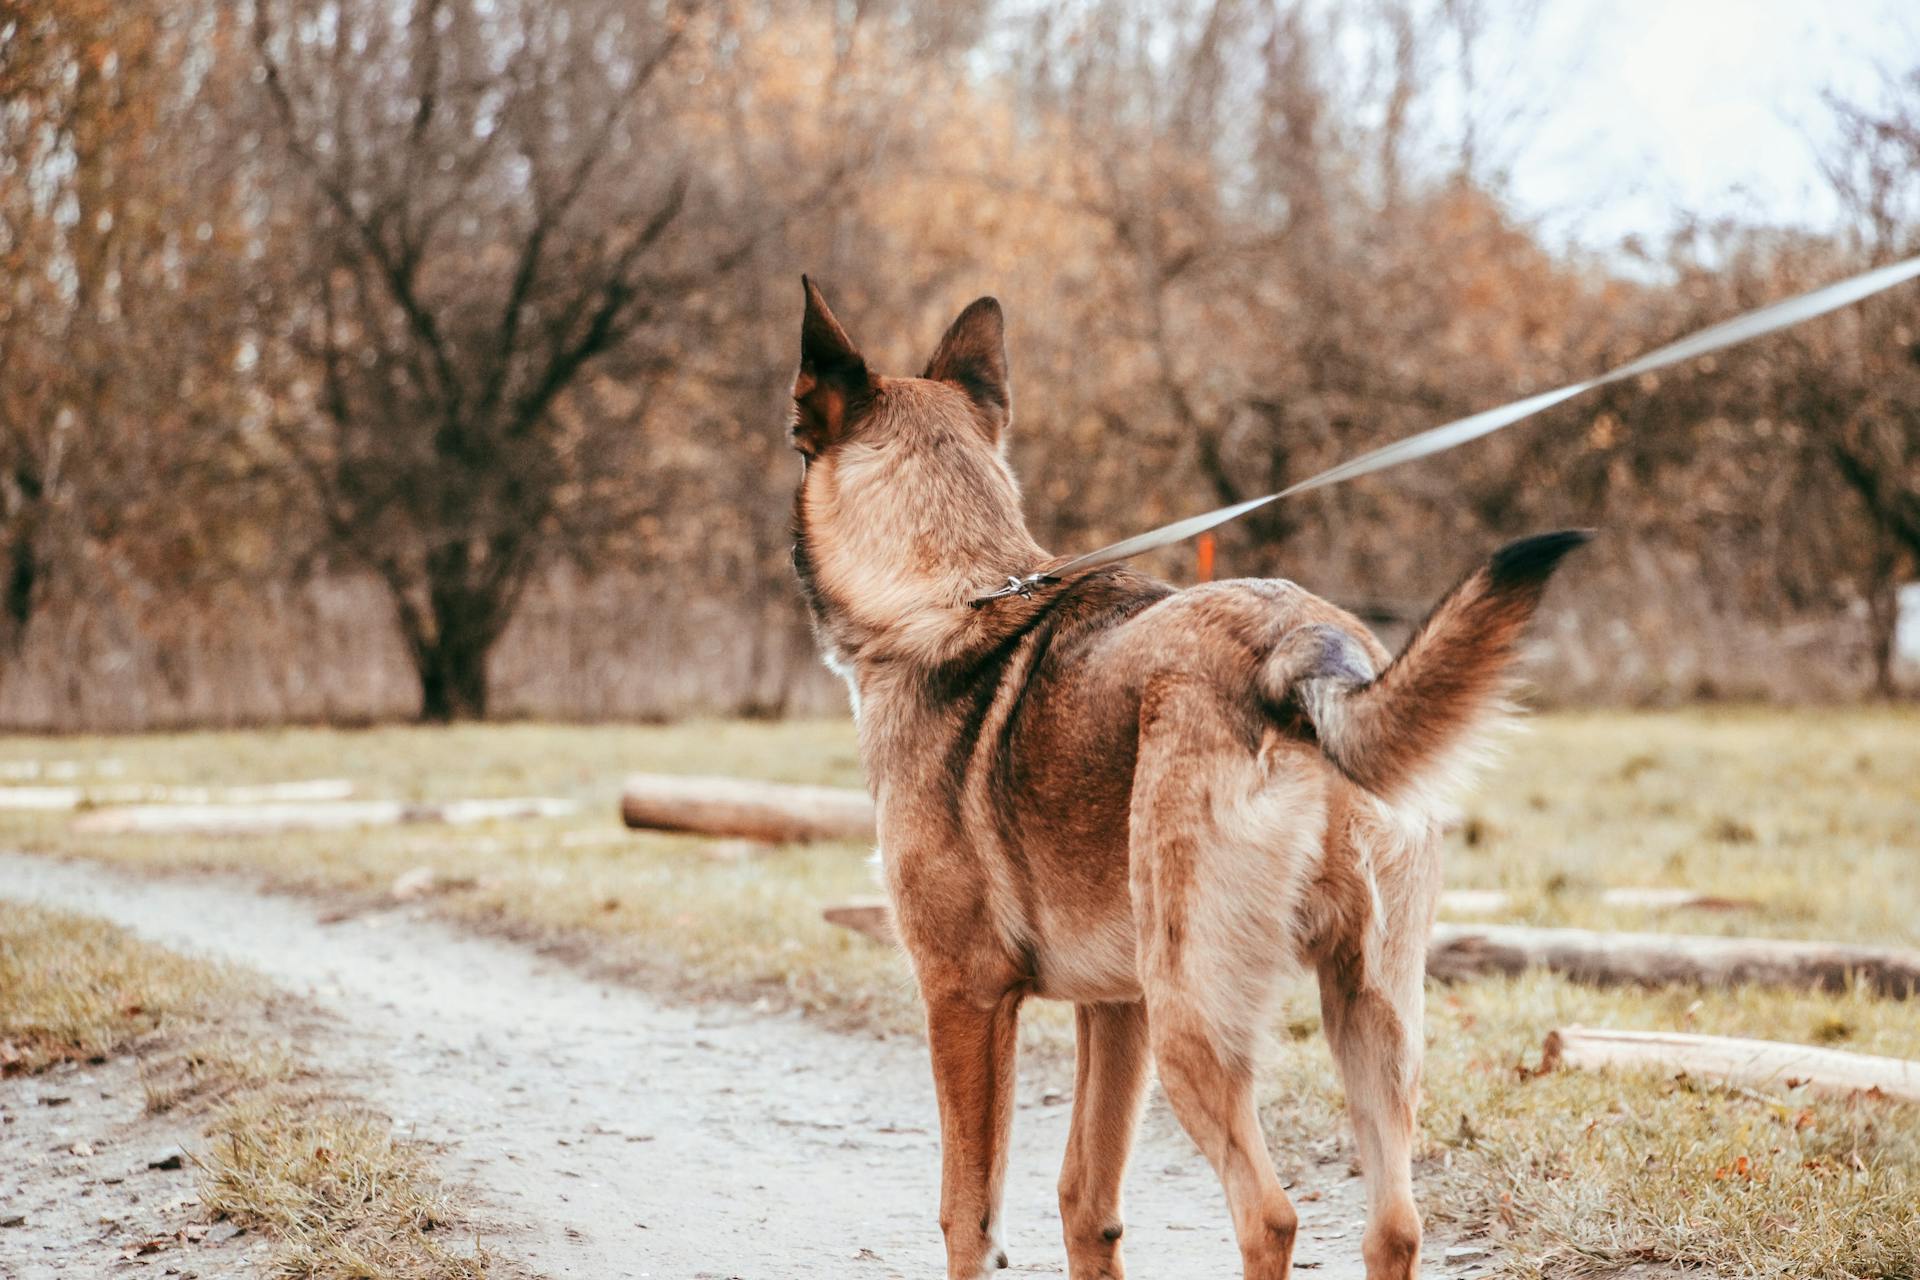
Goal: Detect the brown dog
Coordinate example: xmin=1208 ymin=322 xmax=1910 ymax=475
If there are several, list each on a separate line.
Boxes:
xmin=788 ymin=279 xmax=1585 ymax=1280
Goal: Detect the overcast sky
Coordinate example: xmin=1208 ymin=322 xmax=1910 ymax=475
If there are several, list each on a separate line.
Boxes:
xmin=1500 ymin=0 xmax=1920 ymax=251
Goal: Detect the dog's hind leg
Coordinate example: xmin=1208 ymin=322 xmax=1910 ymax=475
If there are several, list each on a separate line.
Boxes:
xmin=1130 ymin=685 xmax=1315 ymax=1280
xmin=1147 ymin=997 xmax=1299 ymax=1279
xmin=1058 ymin=1000 xmax=1150 ymax=1280
xmin=926 ymin=988 xmax=1024 ymax=1279
xmin=1317 ymin=926 xmax=1427 ymax=1280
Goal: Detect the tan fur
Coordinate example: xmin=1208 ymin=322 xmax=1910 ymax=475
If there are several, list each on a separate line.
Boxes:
xmin=787 ymin=283 xmax=1584 ymax=1280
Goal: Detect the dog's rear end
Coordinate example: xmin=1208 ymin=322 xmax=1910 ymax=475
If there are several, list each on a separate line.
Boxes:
xmin=1123 ymin=532 xmax=1587 ymax=1280
xmin=1270 ymin=529 xmax=1591 ymax=809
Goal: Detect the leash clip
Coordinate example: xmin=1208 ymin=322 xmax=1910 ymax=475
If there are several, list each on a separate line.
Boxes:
xmin=968 ymin=573 xmax=1058 ymax=609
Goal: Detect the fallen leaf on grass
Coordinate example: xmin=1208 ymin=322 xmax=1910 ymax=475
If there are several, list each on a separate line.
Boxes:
xmin=1712 ymin=1155 xmax=1767 ymax=1182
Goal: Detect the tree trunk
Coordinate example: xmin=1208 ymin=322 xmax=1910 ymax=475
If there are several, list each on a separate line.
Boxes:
xmin=417 ymin=628 xmax=493 ymax=722
xmin=378 ymin=564 xmax=505 ymax=723
xmin=3 ymin=535 xmax=37 ymax=653
xmin=1864 ymin=537 xmax=1899 ymax=699
xmin=0 ymin=484 xmax=43 ymax=655
xmin=412 ymin=545 xmax=507 ymax=722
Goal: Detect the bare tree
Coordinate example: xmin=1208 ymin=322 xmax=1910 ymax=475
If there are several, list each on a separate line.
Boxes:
xmin=0 ymin=0 xmax=250 ymax=655
xmin=1798 ymin=72 xmax=1920 ymax=692
xmin=247 ymin=0 xmax=734 ymax=719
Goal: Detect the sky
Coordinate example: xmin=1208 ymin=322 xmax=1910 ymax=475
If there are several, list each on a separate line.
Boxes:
xmin=1497 ymin=0 xmax=1920 ymax=252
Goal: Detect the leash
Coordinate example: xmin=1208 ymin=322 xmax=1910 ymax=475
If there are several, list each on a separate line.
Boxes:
xmin=971 ymin=253 xmax=1920 ymax=607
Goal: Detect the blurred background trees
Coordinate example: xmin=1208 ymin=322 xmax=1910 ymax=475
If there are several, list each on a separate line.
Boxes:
xmin=243 ymin=0 xmax=722 ymax=719
xmin=0 ymin=0 xmax=1915 ymax=726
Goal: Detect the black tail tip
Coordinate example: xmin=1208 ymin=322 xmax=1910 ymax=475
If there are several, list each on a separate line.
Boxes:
xmin=1487 ymin=529 xmax=1594 ymax=590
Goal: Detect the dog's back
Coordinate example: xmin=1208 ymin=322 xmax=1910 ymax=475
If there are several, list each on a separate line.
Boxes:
xmin=889 ymin=531 xmax=1586 ymax=1008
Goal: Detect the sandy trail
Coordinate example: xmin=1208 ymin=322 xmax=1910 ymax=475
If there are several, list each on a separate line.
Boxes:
xmin=1 ymin=853 xmax=1473 ymax=1279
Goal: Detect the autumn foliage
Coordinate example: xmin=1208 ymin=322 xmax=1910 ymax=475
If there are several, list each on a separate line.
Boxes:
xmin=1 ymin=0 xmax=1916 ymax=724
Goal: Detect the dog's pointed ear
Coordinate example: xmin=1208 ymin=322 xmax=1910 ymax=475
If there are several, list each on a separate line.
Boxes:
xmin=923 ymin=297 xmax=1010 ymax=439
xmin=792 ymin=276 xmax=872 ymax=457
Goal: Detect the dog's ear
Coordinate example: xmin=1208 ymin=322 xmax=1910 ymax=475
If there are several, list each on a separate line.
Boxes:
xmin=923 ymin=297 xmax=1010 ymax=440
xmin=792 ymin=276 xmax=872 ymax=457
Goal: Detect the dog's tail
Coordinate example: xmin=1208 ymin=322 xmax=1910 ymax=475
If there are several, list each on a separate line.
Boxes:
xmin=1261 ymin=530 xmax=1591 ymax=809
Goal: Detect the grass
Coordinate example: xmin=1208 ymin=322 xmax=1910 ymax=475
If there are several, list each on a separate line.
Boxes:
xmin=1416 ymin=976 xmax=1920 ymax=1278
xmin=0 ymin=707 xmax=1916 ymax=1276
xmin=0 ymin=901 xmax=488 ymax=1279
xmin=0 ymin=898 xmax=256 ymax=1076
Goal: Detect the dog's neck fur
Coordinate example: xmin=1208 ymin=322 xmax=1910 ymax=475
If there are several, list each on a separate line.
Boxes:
xmin=793 ymin=379 xmax=1053 ymax=683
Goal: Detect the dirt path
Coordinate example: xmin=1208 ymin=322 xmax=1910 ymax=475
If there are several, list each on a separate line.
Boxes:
xmin=1 ymin=854 xmax=1478 ymax=1279
xmin=2 ymin=1051 xmax=276 ymax=1278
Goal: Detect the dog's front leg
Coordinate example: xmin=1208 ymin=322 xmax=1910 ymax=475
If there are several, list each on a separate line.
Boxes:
xmin=925 ymin=987 xmax=1024 ymax=1279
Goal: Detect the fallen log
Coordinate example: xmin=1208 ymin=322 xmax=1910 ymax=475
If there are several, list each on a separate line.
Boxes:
xmin=1429 ymin=923 xmax=1920 ymax=999
xmin=821 ymin=908 xmax=1920 ymax=998
xmin=73 ymin=796 xmax=576 ymax=836
xmin=1436 ymin=888 xmax=1512 ymax=916
xmin=621 ymin=774 xmax=874 ymax=844
xmin=822 ymin=897 xmax=893 ymax=944
xmin=1437 ymin=886 xmax=1758 ymax=916
xmin=0 ymin=758 xmax=124 ymax=782
xmin=0 ymin=778 xmax=354 ymax=812
xmin=1540 ymin=1026 xmax=1920 ymax=1104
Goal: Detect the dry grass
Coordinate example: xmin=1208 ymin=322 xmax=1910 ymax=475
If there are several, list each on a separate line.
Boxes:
xmin=0 ymin=901 xmax=488 ymax=1279
xmin=2 ymin=707 xmax=1917 ymax=1276
xmin=0 ymin=899 xmax=257 ymax=1076
xmin=198 ymin=1096 xmax=485 ymax=1279
xmin=1256 ymin=971 xmax=1920 ymax=1277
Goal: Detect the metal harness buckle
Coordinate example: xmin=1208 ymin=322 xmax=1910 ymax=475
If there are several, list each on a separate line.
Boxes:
xmin=968 ymin=573 xmax=1058 ymax=609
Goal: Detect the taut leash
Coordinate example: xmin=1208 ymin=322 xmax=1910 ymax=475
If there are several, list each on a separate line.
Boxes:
xmin=971 ymin=253 xmax=1920 ymax=608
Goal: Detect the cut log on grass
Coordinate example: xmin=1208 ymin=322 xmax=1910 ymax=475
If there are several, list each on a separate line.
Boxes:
xmin=0 ymin=758 xmax=124 ymax=781
xmin=73 ymin=796 xmax=577 ymax=836
xmin=1595 ymin=887 xmax=1758 ymax=912
xmin=1541 ymin=1026 xmax=1920 ymax=1104
xmin=1430 ymin=923 xmax=1920 ymax=998
xmin=621 ymin=774 xmax=874 ymax=844
xmin=822 ymin=898 xmax=893 ymax=945
xmin=1437 ymin=886 xmax=1759 ymax=917
xmin=1437 ymin=888 xmax=1513 ymax=915
xmin=822 ymin=908 xmax=1920 ymax=999
xmin=0 ymin=779 xmax=354 ymax=812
